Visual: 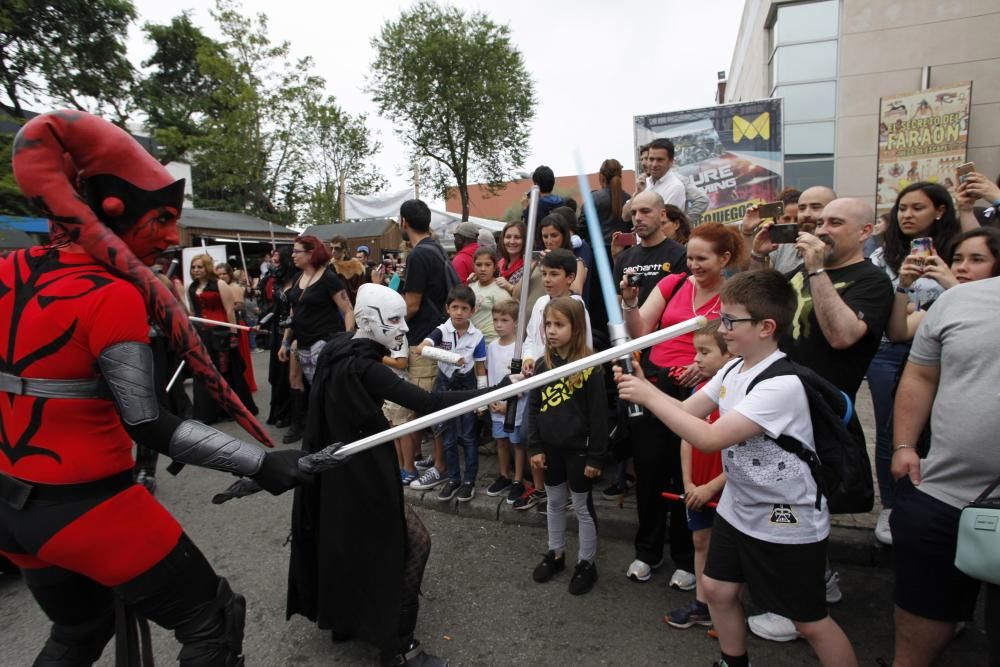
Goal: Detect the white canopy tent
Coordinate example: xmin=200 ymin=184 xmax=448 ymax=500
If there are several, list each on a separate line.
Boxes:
xmin=429 ymin=208 xmax=506 ymax=252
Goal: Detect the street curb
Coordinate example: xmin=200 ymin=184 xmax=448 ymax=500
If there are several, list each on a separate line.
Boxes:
xmin=404 ymin=484 xmax=893 ymax=568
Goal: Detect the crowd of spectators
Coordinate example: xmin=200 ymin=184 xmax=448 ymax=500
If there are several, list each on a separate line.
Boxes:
xmin=244 ymin=146 xmax=1000 ymax=666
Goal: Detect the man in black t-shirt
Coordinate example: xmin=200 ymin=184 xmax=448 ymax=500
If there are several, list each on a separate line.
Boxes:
xmin=613 ymin=191 xmax=688 ymax=309
xmin=776 ymin=197 xmax=893 ymax=401
xmin=399 ymin=198 xmax=453 ymax=489
xmin=611 ymin=190 xmax=695 ymax=590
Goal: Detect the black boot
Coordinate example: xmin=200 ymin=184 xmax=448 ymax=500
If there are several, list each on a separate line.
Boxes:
xmin=381 ymin=639 xmax=448 ymax=667
xmin=281 ymin=389 xmax=306 ymax=444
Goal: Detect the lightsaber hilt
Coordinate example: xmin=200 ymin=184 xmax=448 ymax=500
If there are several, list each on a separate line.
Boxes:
xmin=502 ymin=358 xmax=522 ymax=432
xmin=662 ymin=491 xmax=718 ymax=509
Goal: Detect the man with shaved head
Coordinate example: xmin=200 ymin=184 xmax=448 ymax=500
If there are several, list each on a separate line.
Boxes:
xmin=748 ymin=185 xmax=838 ymax=273
xmin=783 ymin=196 xmax=893 ymax=401
xmin=612 ymin=189 xmax=694 ymax=589
xmin=745 ymin=197 xmax=893 ymax=644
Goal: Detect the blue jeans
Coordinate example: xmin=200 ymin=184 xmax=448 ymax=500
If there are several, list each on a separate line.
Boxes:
xmin=865 ymin=341 xmax=910 ymax=509
xmin=435 ymin=370 xmax=478 ymax=483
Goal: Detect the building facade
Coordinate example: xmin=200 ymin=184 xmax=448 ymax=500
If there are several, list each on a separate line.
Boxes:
xmin=724 ymin=0 xmax=1000 ymax=202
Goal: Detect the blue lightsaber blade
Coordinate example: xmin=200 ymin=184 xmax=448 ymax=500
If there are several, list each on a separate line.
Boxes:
xmin=575 ymin=152 xmax=643 ymax=417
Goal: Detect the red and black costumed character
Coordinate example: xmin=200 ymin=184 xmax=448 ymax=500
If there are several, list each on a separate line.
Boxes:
xmin=0 ymin=110 xmax=309 ymax=666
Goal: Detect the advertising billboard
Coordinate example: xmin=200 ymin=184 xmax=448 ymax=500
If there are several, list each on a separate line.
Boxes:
xmin=876 ymin=82 xmax=972 ymax=211
xmin=634 ymin=99 xmax=783 ymax=224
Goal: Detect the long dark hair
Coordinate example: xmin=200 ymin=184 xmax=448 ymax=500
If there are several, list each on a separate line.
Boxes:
xmin=885 ymin=182 xmax=959 ymax=273
xmin=600 ymin=158 xmax=625 ymax=220
xmin=664 ymin=204 xmax=692 ymax=244
xmin=943 ymin=227 xmax=1000 ymax=277
xmin=539 ymin=214 xmax=572 ymax=250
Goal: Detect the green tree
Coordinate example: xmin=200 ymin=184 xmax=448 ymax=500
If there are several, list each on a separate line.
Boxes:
xmin=368 ymin=1 xmax=535 ymax=220
xmin=300 ymin=95 xmax=386 ymax=226
xmin=0 ymin=116 xmax=34 ymax=215
xmin=136 ymin=13 xmax=224 ymax=165
xmin=189 ymin=0 xmax=321 ymax=225
xmin=0 ymin=0 xmax=137 ymax=123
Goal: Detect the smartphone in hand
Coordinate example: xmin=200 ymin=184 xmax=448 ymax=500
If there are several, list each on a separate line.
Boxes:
xmin=768 ymin=223 xmax=800 ymax=244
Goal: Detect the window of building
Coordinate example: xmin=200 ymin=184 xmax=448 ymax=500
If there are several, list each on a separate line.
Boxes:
xmin=772 ymin=40 xmax=838 ymax=84
xmin=784 ymin=160 xmax=836 ymax=191
xmin=775 ymin=1 xmax=839 ymax=44
xmin=769 ymin=0 xmax=840 ymax=186
xmin=786 ymin=121 xmax=836 ymax=155
xmin=775 ymin=81 xmax=836 ymax=123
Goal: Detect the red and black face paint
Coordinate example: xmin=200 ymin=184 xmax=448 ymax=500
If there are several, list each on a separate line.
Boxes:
xmin=11 ymin=110 xmax=271 ymax=446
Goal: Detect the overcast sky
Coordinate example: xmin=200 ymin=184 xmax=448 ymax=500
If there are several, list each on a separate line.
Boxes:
xmin=127 ymin=0 xmax=746 ymax=205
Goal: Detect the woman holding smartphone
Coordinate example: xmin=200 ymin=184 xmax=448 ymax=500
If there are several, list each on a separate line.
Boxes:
xmin=866 ymin=182 xmax=965 ymax=545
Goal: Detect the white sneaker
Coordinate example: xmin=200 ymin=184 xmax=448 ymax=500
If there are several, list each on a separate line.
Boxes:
xmin=625 ymin=558 xmax=662 ymax=582
xmin=669 ymin=568 xmax=697 ymax=591
xmin=747 ymin=612 xmax=800 ymax=642
xmin=409 ymin=467 xmax=446 ymax=490
xmin=825 ymin=570 xmax=842 ymax=604
xmin=875 ymin=508 xmax=893 ymax=545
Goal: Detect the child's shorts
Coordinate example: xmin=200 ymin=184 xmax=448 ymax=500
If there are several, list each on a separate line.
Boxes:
xmin=383 ymin=401 xmax=413 ymax=427
xmin=704 ymin=514 xmax=828 ymax=623
xmin=491 ymin=420 xmax=522 ymax=445
xmin=686 ymin=506 xmax=716 ymax=532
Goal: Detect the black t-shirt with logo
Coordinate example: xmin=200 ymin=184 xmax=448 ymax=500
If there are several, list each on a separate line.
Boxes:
xmin=781 ymin=260 xmax=893 ymax=400
xmin=402 ymin=237 xmax=451 ymax=345
xmin=613 ymin=238 xmax=688 ymax=305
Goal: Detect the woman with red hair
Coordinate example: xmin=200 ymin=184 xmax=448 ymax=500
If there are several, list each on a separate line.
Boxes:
xmin=276 ymin=235 xmax=355 ymax=443
xmin=618 ymin=222 xmax=744 ymax=597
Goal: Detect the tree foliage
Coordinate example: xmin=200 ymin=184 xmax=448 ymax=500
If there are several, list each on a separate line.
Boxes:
xmin=299 ymin=95 xmax=386 ymax=226
xmin=0 ymin=0 xmax=137 ymax=123
xmin=137 ymin=12 xmax=223 ymax=165
xmin=368 ymin=1 xmax=535 ymax=220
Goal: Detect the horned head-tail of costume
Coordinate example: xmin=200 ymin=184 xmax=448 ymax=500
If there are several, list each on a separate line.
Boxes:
xmin=11 ymin=110 xmax=271 ymax=446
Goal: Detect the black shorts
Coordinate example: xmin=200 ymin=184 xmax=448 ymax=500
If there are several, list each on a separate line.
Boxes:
xmin=543 ymin=446 xmax=593 ymax=494
xmin=704 ymin=514 xmax=828 ymax=623
xmin=891 ymin=478 xmax=983 ymax=622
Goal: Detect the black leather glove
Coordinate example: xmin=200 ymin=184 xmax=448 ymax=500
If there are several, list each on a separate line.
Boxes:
xmin=251 ymin=449 xmax=310 ymax=495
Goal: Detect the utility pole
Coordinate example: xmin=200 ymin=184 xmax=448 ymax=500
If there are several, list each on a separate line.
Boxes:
xmin=339 ymin=173 xmax=347 ymax=223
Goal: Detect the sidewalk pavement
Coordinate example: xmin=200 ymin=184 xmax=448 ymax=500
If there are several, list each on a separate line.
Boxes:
xmin=402 ymin=437 xmax=891 ymax=568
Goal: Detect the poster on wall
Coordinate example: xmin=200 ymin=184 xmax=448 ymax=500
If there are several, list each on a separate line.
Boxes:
xmin=633 ymin=99 xmax=783 ymax=224
xmin=876 ymin=82 xmax=972 ymax=212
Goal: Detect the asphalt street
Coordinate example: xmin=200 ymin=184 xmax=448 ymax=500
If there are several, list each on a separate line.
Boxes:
xmin=0 ymin=353 xmax=990 ymax=666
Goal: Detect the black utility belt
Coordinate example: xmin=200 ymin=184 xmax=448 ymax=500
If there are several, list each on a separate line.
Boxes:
xmin=0 ymin=470 xmax=134 ymax=511
xmin=0 ymin=371 xmax=109 ymax=400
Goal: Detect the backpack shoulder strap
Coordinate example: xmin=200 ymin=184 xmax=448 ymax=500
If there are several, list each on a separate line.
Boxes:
xmin=746 ymin=356 xmax=796 ymax=392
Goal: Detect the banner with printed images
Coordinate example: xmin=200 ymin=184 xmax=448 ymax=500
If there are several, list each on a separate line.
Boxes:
xmin=633 ymin=99 xmax=783 ymax=224
xmin=876 ymin=82 xmax=972 ymax=212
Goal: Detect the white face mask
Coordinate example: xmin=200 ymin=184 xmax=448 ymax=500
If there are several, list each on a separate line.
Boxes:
xmin=354 ymin=283 xmax=409 ymax=352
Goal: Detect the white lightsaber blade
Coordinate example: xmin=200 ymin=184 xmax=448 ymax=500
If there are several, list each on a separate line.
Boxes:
xmin=318 ymin=316 xmax=707 ymax=463
xmin=165 ymin=360 xmax=186 ymax=392
xmin=188 ymin=316 xmax=253 ymax=331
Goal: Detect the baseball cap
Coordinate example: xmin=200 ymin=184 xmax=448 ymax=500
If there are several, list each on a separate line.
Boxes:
xmin=454 ymin=222 xmax=479 ymax=239
xmin=356 ymin=245 xmax=371 ymax=255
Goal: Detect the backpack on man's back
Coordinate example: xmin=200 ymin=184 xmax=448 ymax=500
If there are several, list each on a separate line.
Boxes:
xmin=724 ymin=357 xmax=874 ymax=515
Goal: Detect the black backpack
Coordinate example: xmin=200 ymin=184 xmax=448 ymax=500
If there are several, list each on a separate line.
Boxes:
xmin=723 ymin=357 xmax=874 ymax=515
